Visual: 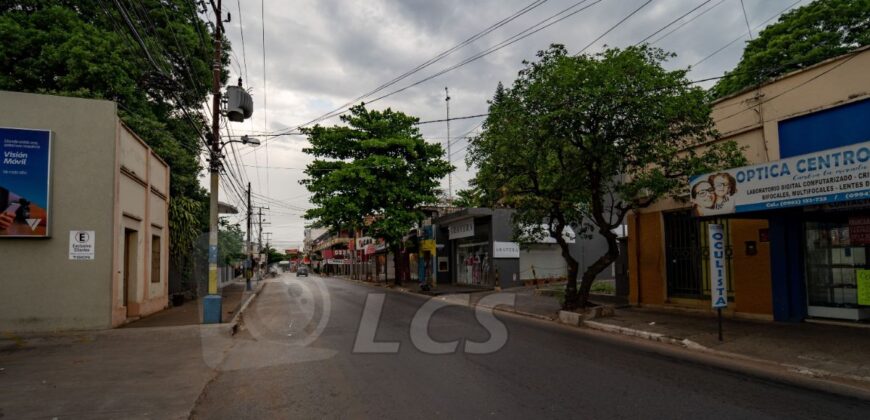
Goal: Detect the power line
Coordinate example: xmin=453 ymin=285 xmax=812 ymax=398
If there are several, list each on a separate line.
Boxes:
xmin=634 ymin=0 xmax=716 ymax=46
xmin=739 ymin=0 xmax=754 ymax=40
xmin=576 ymin=0 xmax=654 ymax=55
xmin=262 ymin=0 xmax=604 ymax=144
xmin=235 ymin=0 xmax=249 ymax=82
xmin=647 ymin=0 xmax=728 ymax=45
xmin=275 ymin=0 xmax=550 ymax=134
xmin=691 ymin=0 xmax=805 ymax=68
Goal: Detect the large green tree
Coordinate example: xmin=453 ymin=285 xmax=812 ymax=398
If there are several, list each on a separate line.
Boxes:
xmin=712 ymin=0 xmax=870 ymax=98
xmin=468 ymin=45 xmax=746 ymax=309
xmin=301 ymin=104 xmax=453 ymax=284
xmin=1 ymin=1 xmax=232 ymax=290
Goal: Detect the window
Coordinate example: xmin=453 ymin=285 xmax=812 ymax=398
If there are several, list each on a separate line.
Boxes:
xmin=151 ymin=235 xmax=161 ymax=283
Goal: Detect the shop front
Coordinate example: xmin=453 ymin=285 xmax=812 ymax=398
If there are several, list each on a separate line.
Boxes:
xmin=689 ymin=135 xmax=870 ymax=321
xmin=628 ymin=48 xmax=870 ymax=322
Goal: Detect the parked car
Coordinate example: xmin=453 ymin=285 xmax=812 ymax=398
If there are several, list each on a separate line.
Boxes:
xmin=297 ymin=266 xmax=309 ymax=277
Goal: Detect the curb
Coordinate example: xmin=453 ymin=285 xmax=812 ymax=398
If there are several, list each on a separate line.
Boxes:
xmin=227 ymin=281 xmax=266 ymax=335
xmin=581 ymin=319 xmax=870 ymax=393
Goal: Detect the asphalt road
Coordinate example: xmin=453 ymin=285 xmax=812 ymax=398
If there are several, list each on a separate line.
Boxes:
xmin=190 ymin=274 xmax=870 ymax=419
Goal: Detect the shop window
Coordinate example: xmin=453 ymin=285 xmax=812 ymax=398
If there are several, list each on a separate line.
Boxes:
xmin=804 ymin=218 xmax=869 ymax=310
xmin=151 ymin=235 xmax=161 ymax=283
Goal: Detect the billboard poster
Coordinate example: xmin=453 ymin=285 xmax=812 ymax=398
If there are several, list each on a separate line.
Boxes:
xmin=689 ymin=140 xmax=870 ymax=216
xmin=0 ymin=127 xmax=51 ymax=237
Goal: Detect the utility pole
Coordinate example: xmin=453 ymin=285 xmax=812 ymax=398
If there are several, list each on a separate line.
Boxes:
xmin=204 ymin=0 xmax=225 ymax=324
xmin=246 ymin=182 xmax=253 ymax=291
xmin=445 ymin=87 xmax=452 ymax=201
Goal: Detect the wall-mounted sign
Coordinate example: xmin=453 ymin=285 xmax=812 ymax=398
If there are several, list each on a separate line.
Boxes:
xmin=709 ymin=224 xmax=728 ymax=308
xmin=356 ymin=236 xmax=374 ymax=249
xmin=849 ymin=217 xmax=870 ymax=245
xmin=448 ymin=219 xmax=474 ymax=239
xmin=493 ymin=241 xmax=520 ymax=259
xmin=689 ymin=140 xmax=870 ymax=216
xmin=69 ymin=230 xmax=94 ymax=260
xmin=1 ymin=127 xmax=52 ymax=237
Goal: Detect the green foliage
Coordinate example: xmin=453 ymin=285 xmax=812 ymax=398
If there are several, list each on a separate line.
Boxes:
xmin=469 ymin=45 xmax=746 ymax=309
xmin=452 ymin=187 xmax=486 ymax=208
xmin=301 ymin=104 xmax=454 ymax=248
xmin=263 ymin=246 xmax=285 ymax=265
xmin=712 ymin=0 xmax=870 ymax=98
xmin=218 ymin=218 xmax=245 ymax=265
xmin=0 ymin=1 xmax=234 ymax=284
xmin=169 ymin=195 xmax=205 ymax=285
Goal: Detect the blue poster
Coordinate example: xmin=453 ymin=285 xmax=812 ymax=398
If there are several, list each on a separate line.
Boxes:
xmin=0 ymin=127 xmax=52 ymax=237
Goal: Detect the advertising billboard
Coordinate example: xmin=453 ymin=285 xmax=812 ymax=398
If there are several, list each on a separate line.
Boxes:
xmin=1 ymin=127 xmax=52 ymax=237
xmin=689 ymin=140 xmax=870 ymax=216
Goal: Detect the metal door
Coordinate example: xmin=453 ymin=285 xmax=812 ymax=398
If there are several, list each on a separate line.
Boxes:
xmin=664 ymin=210 xmax=703 ymax=297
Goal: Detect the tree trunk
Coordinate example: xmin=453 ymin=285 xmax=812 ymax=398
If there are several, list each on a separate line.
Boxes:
xmin=392 ymin=244 xmax=402 ymax=286
xmin=554 ymin=224 xmax=581 ymax=310
xmin=577 ymin=227 xmax=619 ymax=308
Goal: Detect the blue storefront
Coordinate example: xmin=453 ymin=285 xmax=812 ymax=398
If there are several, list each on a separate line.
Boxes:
xmin=691 ymin=98 xmax=870 ymax=321
xmin=769 ymin=98 xmax=870 ymax=321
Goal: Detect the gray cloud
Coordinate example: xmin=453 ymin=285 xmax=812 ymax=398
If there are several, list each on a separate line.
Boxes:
xmin=214 ymin=0 xmax=811 ymax=243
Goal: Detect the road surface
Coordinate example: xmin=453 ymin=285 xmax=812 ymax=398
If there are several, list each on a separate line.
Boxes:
xmin=190 ymin=274 xmax=870 ymax=419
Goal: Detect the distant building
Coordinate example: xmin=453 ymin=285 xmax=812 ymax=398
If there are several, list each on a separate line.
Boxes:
xmin=0 ymin=91 xmax=170 ymax=331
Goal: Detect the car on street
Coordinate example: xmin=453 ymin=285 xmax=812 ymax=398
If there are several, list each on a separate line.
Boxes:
xmin=296 ymin=266 xmax=309 ymax=277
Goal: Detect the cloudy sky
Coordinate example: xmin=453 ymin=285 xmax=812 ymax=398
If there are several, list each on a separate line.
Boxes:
xmin=208 ymin=0 xmax=809 ymax=249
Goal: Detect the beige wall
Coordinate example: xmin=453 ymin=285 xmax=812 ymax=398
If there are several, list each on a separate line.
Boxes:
xmin=0 ymin=91 xmax=117 ymax=331
xmin=0 ymin=91 xmax=170 ymax=332
xmin=111 ymin=126 xmax=169 ymax=327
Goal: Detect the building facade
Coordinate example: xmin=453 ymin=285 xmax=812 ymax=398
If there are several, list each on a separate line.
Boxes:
xmin=628 ymin=48 xmax=870 ymax=322
xmin=0 ymin=91 xmax=170 ymax=331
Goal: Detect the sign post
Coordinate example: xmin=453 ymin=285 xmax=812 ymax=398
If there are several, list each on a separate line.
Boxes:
xmin=708 ymin=224 xmax=727 ymax=341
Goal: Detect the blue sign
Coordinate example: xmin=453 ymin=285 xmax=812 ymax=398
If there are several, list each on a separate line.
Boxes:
xmin=708 ymin=224 xmax=728 ymax=309
xmin=0 ymin=127 xmax=52 ymax=237
xmin=690 ymin=140 xmax=870 ymax=216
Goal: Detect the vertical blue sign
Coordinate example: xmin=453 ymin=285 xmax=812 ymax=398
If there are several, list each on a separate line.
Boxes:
xmin=708 ymin=224 xmax=727 ymax=308
xmin=0 ymin=127 xmax=52 ymax=237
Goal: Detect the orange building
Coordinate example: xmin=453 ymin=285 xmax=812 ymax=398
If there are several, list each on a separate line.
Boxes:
xmin=628 ymin=47 xmax=870 ymax=322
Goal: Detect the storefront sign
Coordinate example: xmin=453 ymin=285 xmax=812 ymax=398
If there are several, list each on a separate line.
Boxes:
xmin=448 ymin=219 xmax=474 ymax=239
xmin=365 ymin=244 xmax=376 ymax=255
xmin=420 ymin=239 xmax=436 ymax=253
xmin=857 ymin=270 xmax=870 ymax=306
xmin=1 ymin=127 xmax=52 ymax=237
xmin=689 ymin=140 xmax=870 ymax=216
xmin=493 ymin=241 xmax=520 ymax=258
xmin=708 ymin=224 xmax=728 ymax=308
xmin=356 ymin=236 xmax=374 ymax=249
xmin=849 ymin=217 xmax=870 ymax=245
xmin=69 ymin=230 xmax=94 ymax=260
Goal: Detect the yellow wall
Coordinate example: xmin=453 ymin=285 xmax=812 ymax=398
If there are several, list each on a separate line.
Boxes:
xmin=628 ymin=213 xmax=773 ymax=317
xmin=628 ymin=212 xmax=665 ymax=306
xmin=729 ymin=219 xmax=772 ymax=315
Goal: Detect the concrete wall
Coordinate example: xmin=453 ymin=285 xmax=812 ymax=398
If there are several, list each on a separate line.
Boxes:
xmin=0 ymin=91 xmax=118 ymax=331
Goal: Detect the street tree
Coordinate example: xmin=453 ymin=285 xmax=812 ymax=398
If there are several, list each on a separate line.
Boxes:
xmin=712 ymin=0 xmax=870 ymax=98
xmin=468 ymin=45 xmax=746 ymax=309
xmin=301 ymin=104 xmax=453 ymax=284
xmin=218 ymin=219 xmax=245 ymax=265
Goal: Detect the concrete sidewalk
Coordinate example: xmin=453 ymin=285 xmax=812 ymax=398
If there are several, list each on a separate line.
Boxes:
xmin=124 ymin=277 xmax=258 ymax=328
xmin=584 ymin=308 xmax=870 ymax=385
xmin=0 ymin=324 xmax=231 ymax=419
